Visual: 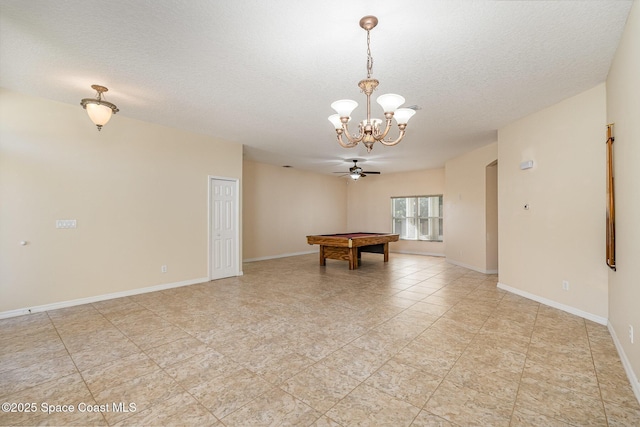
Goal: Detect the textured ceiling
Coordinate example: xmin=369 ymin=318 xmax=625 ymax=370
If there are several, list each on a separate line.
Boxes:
xmin=0 ymin=0 xmax=633 ymax=175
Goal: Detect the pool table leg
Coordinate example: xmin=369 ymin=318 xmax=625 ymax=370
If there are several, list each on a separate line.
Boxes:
xmin=349 ymin=247 xmax=357 ymax=270
xmin=383 ymin=243 xmax=389 ymax=262
xmin=319 ymin=245 xmax=326 ymax=266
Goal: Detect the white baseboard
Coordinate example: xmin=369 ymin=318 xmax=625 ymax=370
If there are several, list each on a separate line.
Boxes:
xmin=243 ymin=250 xmax=316 ymax=263
xmin=608 ymin=322 xmax=640 ymax=405
xmin=391 ymin=250 xmax=445 ymax=258
xmin=496 ymin=282 xmax=608 ymax=325
xmin=0 ymin=277 xmax=209 ymax=320
xmin=447 ymin=258 xmax=498 ymax=274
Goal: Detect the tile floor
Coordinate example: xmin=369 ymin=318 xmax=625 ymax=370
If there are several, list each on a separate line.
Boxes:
xmin=1 ymin=253 xmax=639 ymax=426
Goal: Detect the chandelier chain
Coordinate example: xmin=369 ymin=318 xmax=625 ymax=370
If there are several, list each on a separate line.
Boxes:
xmin=366 ymin=30 xmax=373 ymax=79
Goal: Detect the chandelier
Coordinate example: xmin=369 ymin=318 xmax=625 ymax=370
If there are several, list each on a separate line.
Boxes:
xmin=80 ymin=85 xmax=119 ymax=131
xmin=328 ymin=16 xmax=416 ymax=152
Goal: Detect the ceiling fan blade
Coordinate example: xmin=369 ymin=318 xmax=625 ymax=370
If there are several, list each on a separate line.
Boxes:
xmin=362 ymin=171 xmax=381 ymax=174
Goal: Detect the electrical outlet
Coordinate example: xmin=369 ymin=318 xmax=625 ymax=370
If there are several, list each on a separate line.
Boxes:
xmin=630 ymin=325 xmax=634 ymax=344
xmin=562 ymin=280 xmax=569 ymax=291
xmin=161 ymin=265 xmax=167 ymax=273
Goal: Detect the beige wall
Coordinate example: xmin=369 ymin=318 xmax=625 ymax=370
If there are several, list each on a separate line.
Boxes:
xmin=444 ymin=142 xmax=498 ymax=272
xmin=497 ymin=84 xmax=608 ymax=321
xmin=0 ymin=88 xmax=243 ymax=314
xmin=606 ymin=0 xmax=640 ymax=393
xmin=346 ymin=168 xmax=446 ymax=256
xmin=242 ymin=161 xmax=347 ymax=260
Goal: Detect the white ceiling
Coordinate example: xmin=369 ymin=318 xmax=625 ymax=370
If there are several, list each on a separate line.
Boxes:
xmin=0 ymin=0 xmax=632 ymax=175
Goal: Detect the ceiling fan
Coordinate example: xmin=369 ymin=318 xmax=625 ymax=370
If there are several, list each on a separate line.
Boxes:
xmin=333 ymin=159 xmax=381 ymax=180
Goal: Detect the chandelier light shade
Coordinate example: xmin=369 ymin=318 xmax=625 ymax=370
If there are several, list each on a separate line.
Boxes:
xmin=329 ymin=16 xmax=416 ymax=152
xmin=80 ymin=85 xmax=119 ymax=131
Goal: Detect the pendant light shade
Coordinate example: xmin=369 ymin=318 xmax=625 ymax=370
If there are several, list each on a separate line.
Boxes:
xmin=85 ymin=103 xmax=114 ymax=128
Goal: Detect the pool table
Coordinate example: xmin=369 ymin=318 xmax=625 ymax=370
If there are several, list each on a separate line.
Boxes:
xmin=306 ymin=232 xmax=399 ymax=270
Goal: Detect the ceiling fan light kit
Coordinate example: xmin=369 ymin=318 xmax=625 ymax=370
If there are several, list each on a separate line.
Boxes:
xmin=334 ymin=159 xmax=381 ymax=180
xmin=329 ymin=16 xmax=416 ymax=153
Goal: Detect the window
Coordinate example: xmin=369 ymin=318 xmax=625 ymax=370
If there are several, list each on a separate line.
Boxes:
xmin=391 ymin=195 xmax=443 ymax=241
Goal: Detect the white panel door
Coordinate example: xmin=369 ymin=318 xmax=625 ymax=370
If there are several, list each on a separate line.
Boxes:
xmin=210 ymin=178 xmax=238 ymax=280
